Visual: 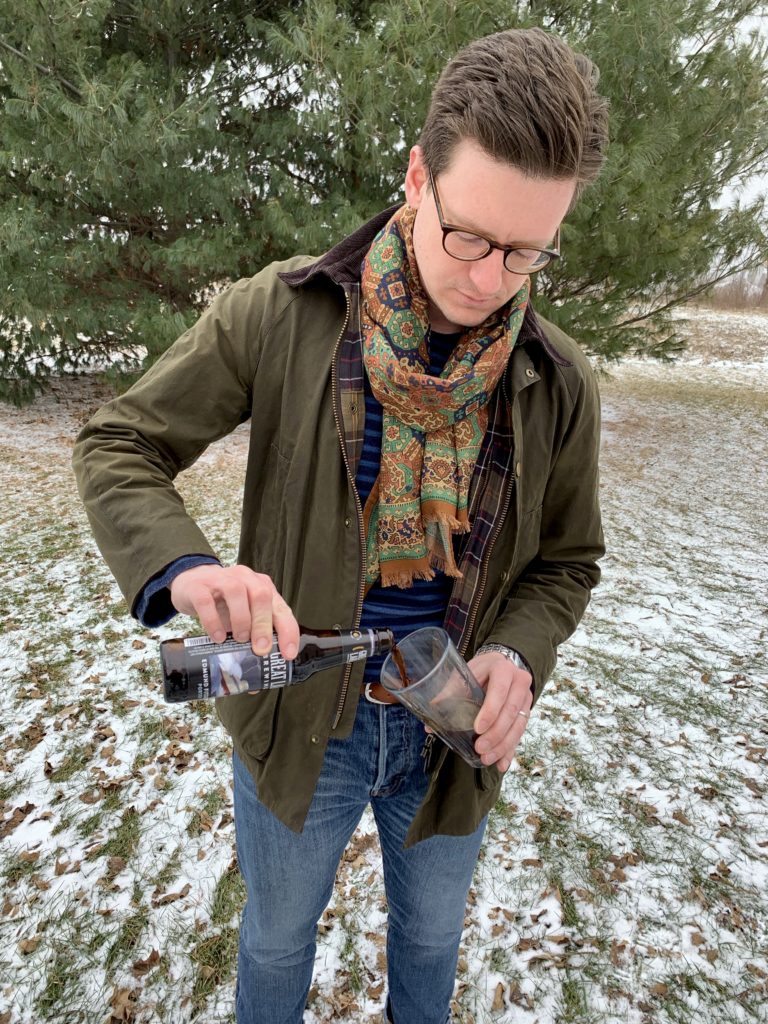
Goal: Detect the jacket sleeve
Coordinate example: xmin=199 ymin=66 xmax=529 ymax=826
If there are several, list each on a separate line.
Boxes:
xmin=483 ymin=359 xmax=604 ymax=701
xmin=71 ymin=276 xmax=266 ymax=615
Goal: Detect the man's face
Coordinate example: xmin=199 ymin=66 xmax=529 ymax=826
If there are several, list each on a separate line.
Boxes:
xmin=404 ymin=140 xmax=577 ymax=332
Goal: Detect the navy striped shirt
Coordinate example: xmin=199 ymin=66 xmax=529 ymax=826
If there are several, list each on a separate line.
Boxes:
xmin=360 ymin=331 xmax=460 ymax=683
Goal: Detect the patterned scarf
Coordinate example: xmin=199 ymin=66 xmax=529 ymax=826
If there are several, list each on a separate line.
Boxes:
xmin=361 ymin=203 xmax=529 ymax=588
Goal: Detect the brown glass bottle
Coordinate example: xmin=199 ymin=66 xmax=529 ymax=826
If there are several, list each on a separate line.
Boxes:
xmin=160 ymin=626 xmax=394 ymax=702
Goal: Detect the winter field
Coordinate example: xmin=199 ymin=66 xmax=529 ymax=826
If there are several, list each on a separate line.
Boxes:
xmin=1 ymin=305 xmax=766 ymax=1024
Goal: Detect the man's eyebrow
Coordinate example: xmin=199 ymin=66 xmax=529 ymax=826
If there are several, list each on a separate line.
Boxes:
xmin=441 ymin=202 xmax=552 ymax=248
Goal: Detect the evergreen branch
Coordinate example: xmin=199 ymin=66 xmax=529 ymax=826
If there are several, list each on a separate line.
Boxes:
xmin=0 ymin=36 xmax=83 ymax=100
xmin=614 ymin=255 xmax=764 ymax=328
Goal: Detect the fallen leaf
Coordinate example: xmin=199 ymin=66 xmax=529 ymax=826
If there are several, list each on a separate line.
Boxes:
xmin=152 ymin=883 xmax=191 ymax=906
xmin=0 ymin=802 xmax=36 ymax=838
xmin=672 ymin=809 xmax=693 ymax=825
xmin=107 ymin=986 xmax=138 ymax=1021
xmin=491 ymin=982 xmax=505 ymax=1011
xmin=132 ymin=949 xmax=160 ymax=976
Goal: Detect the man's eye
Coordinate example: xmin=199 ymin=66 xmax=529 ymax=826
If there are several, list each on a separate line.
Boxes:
xmin=512 ymin=248 xmax=543 ymax=262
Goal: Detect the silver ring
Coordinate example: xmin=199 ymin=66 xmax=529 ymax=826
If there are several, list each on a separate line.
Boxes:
xmin=517 ymin=710 xmax=530 ymax=719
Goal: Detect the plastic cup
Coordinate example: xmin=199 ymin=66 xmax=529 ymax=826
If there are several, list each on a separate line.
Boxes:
xmin=380 ymin=627 xmax=485 ymax=768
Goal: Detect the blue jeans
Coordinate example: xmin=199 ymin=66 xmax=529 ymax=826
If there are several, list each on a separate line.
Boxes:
xmin=233 ymin=697 xmax=487 ymax=1024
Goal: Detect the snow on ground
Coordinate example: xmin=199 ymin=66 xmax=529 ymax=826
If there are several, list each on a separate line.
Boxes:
xmin=1 ymin=309 xmax=767 ymax=1024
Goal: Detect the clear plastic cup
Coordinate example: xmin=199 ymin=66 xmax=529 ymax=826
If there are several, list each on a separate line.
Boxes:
xmin=380 ymin=627 xmax=485 ymax=768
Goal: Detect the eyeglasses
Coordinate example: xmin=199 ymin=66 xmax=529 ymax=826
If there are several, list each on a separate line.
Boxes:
xmin=428 ymin=169 xmax=561 ymax=275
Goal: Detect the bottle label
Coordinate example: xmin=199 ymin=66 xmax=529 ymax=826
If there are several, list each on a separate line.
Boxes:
xmin=172 ymin=636 xmax=292 ymax=697
xmin=346 ymin=647 xmax=370 ymax=663
xmin=261 ymin=647 xmax=292 ymax=688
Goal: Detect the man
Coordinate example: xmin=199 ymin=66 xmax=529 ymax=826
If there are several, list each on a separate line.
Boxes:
xmin=73 ymin=27 xmax=608 ymax=1024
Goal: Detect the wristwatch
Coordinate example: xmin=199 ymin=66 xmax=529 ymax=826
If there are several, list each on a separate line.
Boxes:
xmin=475 ymin=643 xmax=532 ymax=674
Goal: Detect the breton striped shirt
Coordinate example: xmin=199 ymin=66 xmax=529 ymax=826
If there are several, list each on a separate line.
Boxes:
xmin=359 ymin=330 xmax=460 ymax=683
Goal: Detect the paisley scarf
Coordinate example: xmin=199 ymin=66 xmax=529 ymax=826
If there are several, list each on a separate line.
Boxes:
xmin=361 ymin=203 xmax=528 ymax=588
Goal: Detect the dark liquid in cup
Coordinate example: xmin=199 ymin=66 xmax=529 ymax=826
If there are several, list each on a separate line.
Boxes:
xmin=392 ymin=642 xmax=412 ymax=688
xmin=391 ymin=642 xmax=480 ymax=759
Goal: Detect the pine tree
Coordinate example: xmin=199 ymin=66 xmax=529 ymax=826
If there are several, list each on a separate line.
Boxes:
xmin=1 ymin=0 xmax=766 ymax=401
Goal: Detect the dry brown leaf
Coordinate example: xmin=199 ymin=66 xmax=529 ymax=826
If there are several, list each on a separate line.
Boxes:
xmin=131 ymin=949 xmax=160 ymax=976
xmin=152 ymin=883 xmax=191 ymax=906
xmin=107 ymin=986 xmax=137 ymax=1022
xmin=672 ymin=809 xmax=693 ymax=825
xmin=491 ymin=983 xmax=506 ymax=1011
xmin=0 ymin=802 xmax=36 ymax=838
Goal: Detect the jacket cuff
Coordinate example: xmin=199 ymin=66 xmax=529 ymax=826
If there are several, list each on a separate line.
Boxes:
xmin=133 ymin=554 xmax=221 ymax=627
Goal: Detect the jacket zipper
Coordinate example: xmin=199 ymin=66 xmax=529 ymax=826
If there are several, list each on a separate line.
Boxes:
xmin=329 ymin=290 xmax=367 ymax=729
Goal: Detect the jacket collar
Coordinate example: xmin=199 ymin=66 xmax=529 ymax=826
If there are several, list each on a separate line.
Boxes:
xmin=278 ymin=204 xmax=571 ymax=367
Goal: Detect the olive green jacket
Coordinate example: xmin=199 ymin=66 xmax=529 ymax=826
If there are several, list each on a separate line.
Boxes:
xmin=72 ymin=209 xmax=603 ymax=846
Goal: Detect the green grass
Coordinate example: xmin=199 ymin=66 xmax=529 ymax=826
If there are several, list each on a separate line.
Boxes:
xmin=86 ymin=806 xmax=141 ymax=864
xmin=105 ymin=906 xmax=150 ymax=971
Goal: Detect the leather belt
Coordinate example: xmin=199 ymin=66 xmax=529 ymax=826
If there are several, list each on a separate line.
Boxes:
xmin=362 ymin=681 xmax=400 ymax=705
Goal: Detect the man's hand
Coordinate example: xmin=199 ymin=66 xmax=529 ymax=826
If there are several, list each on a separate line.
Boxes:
xmin=170 ymin=564 xmax=300 ymax=661
xmin=468 ymin=651 xmax=533 ymax=772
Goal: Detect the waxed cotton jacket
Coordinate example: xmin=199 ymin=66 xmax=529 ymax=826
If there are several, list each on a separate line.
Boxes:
xmin=72 ymin=207 xmax=604 ymax=846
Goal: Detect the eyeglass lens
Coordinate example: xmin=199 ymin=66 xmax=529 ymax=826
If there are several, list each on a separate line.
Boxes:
xmin=442 ymin=232 xmax=553 ymax=273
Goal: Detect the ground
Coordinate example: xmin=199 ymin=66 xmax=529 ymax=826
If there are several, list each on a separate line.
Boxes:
xmin=1 ymin=306 xmax=766 ymax=1024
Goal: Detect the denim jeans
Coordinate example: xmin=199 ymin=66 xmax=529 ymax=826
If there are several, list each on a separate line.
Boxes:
xmin=233 ymin=696 xmax=488 ymax=1024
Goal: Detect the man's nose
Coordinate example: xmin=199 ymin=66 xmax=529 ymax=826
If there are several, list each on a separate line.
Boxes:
xmin=467 ymin=249 xmax=507 ymax=296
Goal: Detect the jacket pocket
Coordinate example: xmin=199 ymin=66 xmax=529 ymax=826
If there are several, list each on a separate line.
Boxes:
xmin=477 ymin=764 xmax=501 ymax=792
xmin=216 ymin=689 xmax=282 ymax=761
xmin=512 ymin=503 xmax=543 ymax=575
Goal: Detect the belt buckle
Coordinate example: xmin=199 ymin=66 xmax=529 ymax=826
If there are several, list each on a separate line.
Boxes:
xmin=364 ymin=681 xmax=391 ymax=706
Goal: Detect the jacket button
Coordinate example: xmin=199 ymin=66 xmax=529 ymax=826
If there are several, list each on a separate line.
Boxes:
xmin=525 ymin=368 xmax=536 ymax=379
xmin=310 ymin=734 xmax=320 ymax=744
xmin=500 ymin=569 xmax=509 ymax=581
xmin=345 ymin=517 xmax=351 ymax=527
xmin=515 ymin=461 xmax=522 ymax=477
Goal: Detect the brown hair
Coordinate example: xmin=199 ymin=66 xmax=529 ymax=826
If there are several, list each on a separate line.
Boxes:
xmin=419 ymin=28 xmax=609 ymax=196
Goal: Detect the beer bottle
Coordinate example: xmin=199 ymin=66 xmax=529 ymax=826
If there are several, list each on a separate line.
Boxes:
xmin=160 ymin=626 xmax=394 ymax=702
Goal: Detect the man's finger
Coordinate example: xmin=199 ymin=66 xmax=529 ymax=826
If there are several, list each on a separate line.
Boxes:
xmin=473 ymin=665 xmax=512 ymax=733
xmin=247 ymin=576 xmax=280 ymax=654
xmin=188 ymin=586 xmax=227 ymax=643
xmin=272 ymin=595 xmax=300 ymax=660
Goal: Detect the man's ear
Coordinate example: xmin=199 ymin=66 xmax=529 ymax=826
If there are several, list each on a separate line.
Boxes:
xmin=404 ymin=145 xmax=429 ymax=209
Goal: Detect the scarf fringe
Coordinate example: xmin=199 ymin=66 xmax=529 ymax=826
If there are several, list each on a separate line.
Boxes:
xmin=428 ymin=551 xmax=464 ymax=579
xmin=380 ymin=567 xmax=436 ymax=589
xmin=423 ymin=512 xmax=471 ymax=534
